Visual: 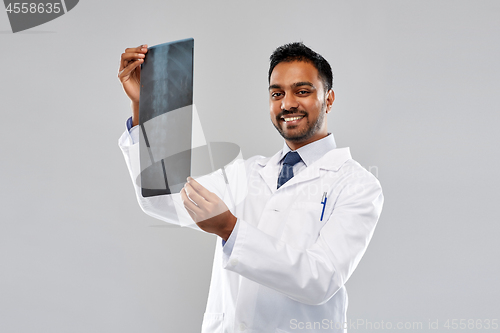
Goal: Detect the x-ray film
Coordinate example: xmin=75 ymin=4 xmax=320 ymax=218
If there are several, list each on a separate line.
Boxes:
xmin=139 ymin=38 xmax=194 ymax=197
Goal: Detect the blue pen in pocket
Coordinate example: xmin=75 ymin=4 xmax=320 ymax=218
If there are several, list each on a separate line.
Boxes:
xmin=320 ymin=192 xmax=327 ymax=221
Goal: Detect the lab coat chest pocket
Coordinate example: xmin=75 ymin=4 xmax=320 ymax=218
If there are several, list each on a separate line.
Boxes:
xmin=201 ymin=313 xmax=224 ymax=333
xmin=281 ymin=201 xmax=326 ymax=249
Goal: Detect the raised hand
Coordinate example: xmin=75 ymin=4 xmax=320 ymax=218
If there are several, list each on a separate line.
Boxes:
xmin=117 ymin=44 xmax=148 ymax=126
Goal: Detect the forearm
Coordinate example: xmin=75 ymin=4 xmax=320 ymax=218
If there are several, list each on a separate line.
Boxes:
xmin=223 ymin=218 xmax=341 ymax=305
xmin=118 ymin=129 xmax=200 ymax=229
xmin=131 ymin=101 xmax=139 ymax=127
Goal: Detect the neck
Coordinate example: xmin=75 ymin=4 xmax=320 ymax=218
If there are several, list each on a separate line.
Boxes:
xmin=286 ymin=132 xmax=329 ymax=151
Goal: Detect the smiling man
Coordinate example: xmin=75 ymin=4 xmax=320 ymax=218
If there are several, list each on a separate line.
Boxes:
xmin=118 ymin=42 xmax=383 ymax=333
xmin=269 ymin=59 xmax=334 ymax=149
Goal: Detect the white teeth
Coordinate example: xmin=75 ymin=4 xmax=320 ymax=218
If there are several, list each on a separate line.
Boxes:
xmin=283 ymin=116 xmax=304 ymax=122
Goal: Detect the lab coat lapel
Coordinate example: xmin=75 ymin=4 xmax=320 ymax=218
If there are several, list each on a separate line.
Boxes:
xmin=284 ymin=164 xmax=320 ymax=188
xmin=257 ymin=150 xmax=283 ymax=194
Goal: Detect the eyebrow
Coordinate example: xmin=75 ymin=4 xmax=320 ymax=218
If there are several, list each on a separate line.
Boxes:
xmin=268 ymin=81 xmax=315 ymax=90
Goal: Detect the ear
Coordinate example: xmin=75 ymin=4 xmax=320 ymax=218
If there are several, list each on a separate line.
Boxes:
xmin=325 ymin=89 xmax=335 ymax=113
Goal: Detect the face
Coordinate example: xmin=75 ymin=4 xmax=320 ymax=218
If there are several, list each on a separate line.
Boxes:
xmin=269 ymin=61 xmax=334 ymax=150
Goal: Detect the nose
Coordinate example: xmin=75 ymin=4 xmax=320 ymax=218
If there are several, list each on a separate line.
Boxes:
xmin=281 ymin=93 xmax=299 ymax=111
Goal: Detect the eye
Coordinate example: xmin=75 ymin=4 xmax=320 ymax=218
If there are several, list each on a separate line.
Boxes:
xmin=297 ymin=90 xmax=310 ymax=95
xmin=271 ymin=92 xmax=283 ymax=98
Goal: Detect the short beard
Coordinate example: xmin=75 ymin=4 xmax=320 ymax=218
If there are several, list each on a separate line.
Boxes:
xmin=273 ymin=101 xmax=326 ymax=142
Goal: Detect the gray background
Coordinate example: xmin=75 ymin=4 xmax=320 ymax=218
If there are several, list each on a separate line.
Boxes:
xmin=1 ymin=1 xmax=499 ymax=332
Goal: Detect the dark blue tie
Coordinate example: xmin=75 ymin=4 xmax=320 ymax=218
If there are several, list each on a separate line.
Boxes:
xmin=277 ymin=151 xmax=302 ymax=189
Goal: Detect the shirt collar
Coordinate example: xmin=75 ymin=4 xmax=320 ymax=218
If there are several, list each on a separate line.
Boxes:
xmin=279 ymin=133 xmax=337 ymax=167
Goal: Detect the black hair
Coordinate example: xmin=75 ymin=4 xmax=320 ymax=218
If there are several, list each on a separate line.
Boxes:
xmin=268 ymin=42 xmax=333 ymax=92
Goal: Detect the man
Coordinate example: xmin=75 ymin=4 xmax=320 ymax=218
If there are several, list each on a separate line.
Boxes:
xmin=118 ymin=42 xmax=383 ymax=333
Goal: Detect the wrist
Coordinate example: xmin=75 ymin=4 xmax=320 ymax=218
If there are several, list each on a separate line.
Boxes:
xmin=220 ymin=213 xmax=237 ymax=241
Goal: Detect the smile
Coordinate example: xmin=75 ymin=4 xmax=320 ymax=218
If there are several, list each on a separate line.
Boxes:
xmin=282 ymin=115 xmax=305 ymax=122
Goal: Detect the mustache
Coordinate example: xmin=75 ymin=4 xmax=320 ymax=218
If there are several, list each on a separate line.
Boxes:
xmin=276 ymin=109 xmax=307 ymax=121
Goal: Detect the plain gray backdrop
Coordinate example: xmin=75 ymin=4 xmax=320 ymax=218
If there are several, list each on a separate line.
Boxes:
xmin=1 ymin=1 xmax=499 ymax=332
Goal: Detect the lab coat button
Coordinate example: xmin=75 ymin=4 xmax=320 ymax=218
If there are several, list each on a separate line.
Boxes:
xmin=230 ymin=258 xmax=239 ymax=266
xmin=239 ymin=322 xmax=247 ymax=331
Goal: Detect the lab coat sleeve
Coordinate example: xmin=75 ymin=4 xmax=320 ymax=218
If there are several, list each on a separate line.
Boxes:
xmin=118 ymin=127 xmax=228 ymax=231
xmin=222 ymin=175 xmax=384 ymax=306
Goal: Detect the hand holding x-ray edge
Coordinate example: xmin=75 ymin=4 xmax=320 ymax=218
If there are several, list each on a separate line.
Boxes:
xmin=181 ymin=177 xmax=237 ymax=241
xmin=118 ymin=44 xmax=147 ymax=127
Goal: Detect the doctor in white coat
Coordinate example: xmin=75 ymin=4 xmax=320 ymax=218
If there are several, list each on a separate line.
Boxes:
xmin=118 ymin=42 xmax=383 ymax=333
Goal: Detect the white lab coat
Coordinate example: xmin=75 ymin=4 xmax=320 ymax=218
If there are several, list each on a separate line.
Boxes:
xmin=119 ymin=130 xmax=384 ymax=333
